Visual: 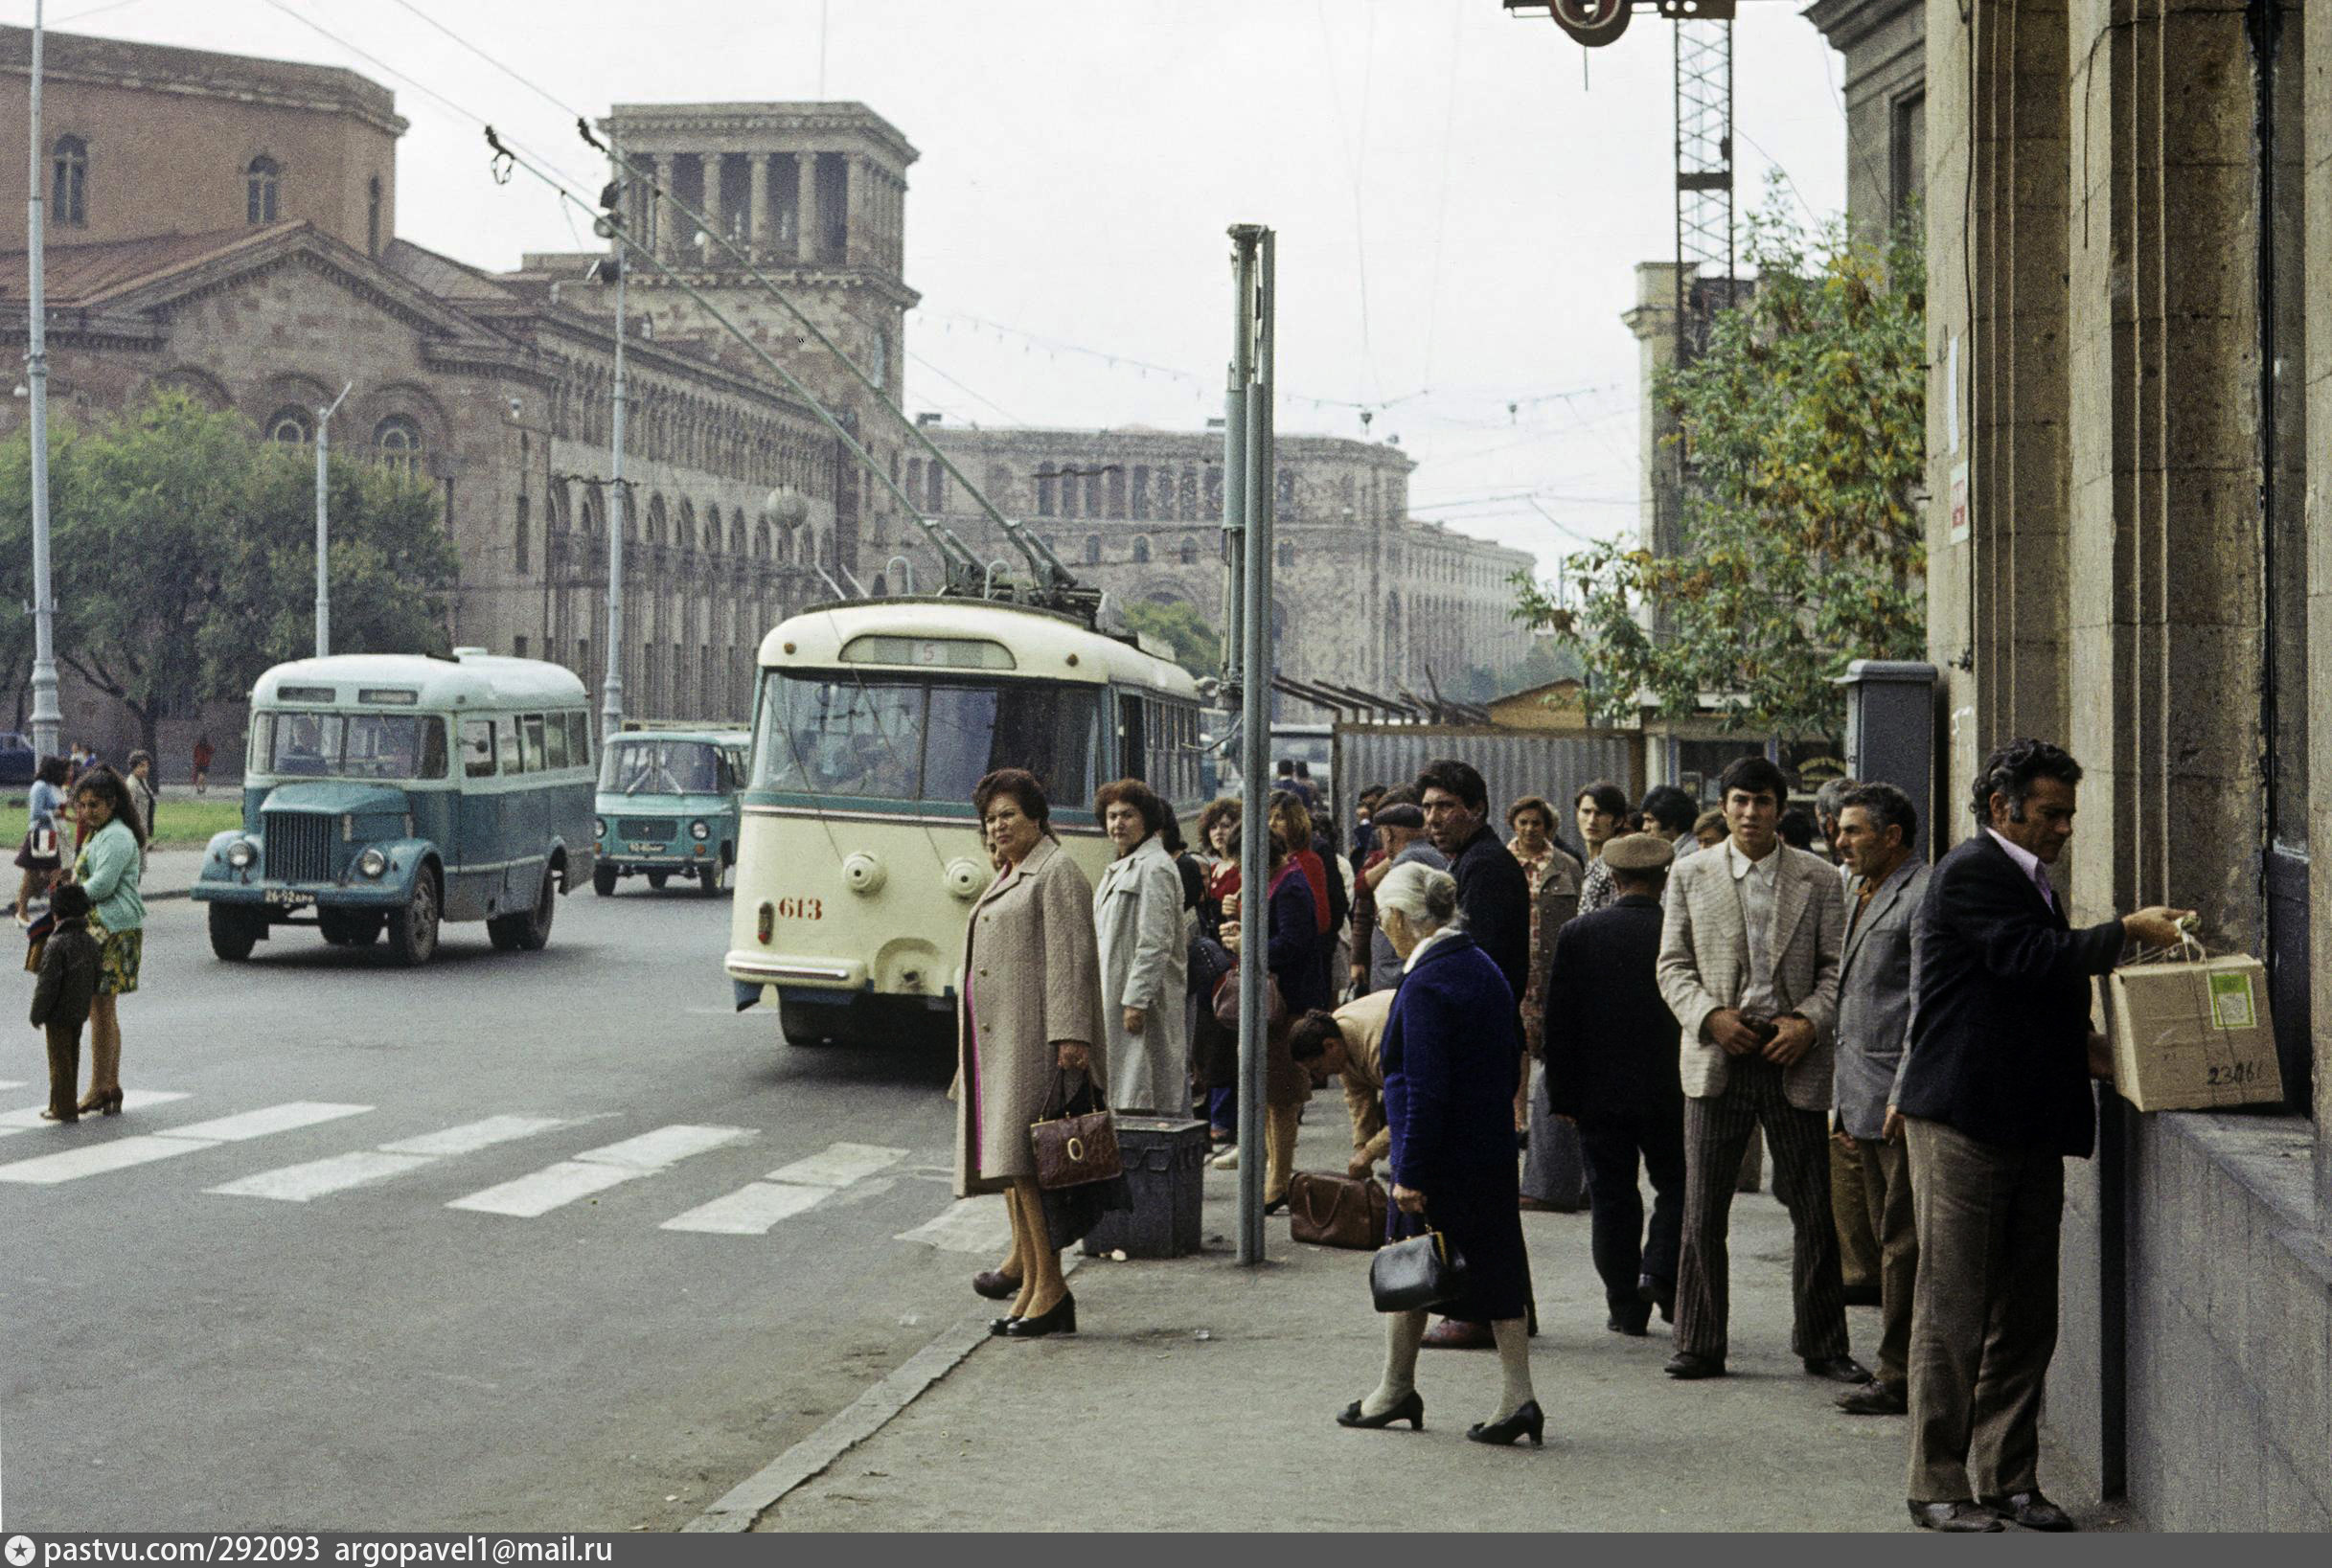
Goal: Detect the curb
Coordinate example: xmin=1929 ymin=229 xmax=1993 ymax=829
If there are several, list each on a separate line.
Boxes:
xmin=685 ymin=1252 xmax=1083 ymax=1532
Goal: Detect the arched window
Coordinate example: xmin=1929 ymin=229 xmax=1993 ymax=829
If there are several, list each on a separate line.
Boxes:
xmin=1036 ymin=464 xmax=1057 ymax=518
xmin=926 ymin=460 xmax=947 ymax=514
xmin=906 ymin=457 xmax=924 ymax=509
xmin=1178 ymin=536 xmax=1199 ymax=566
xmin=1083 ymin=534 xmax=1102 ymax=566
xmin=373 ymin=415 xmax=422 ymax=478
xmin=514 ymin=493 xmax=531 ymax=574
xmin=1277 ymin=541 xmax=1295 ymax=569
xmin=51 ymin=136 xmax=87 ymax=228
xmin=756 ymin=522 xmax=771 ymax=559
xmin=1132 ymin=534 xmax=1151 ymax=564
xmin=246 ymin=155 xmax=281 ymax=225
xmin=1131 ymin=466 xmax=1151 ymax=521
xmin=731 ymin=518 xmax=746 ymax=556
xmin=265 ymin=406 xmax=311 ymax=447
xmin=366 ymin=174 xmax=382 ymax=256
xmin=1276 ymin=467 xmax=1297 ymax=517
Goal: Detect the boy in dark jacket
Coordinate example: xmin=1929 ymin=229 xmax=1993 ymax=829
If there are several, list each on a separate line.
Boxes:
xmin=31 ymin=881 xmax=101 ymax=1123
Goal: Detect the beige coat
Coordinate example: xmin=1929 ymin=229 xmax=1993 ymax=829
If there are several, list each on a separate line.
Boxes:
xmin=1655 ymin=841 xmax=1845 ymax=1111
xmin=1093 ymin=833 xmax=1189 ymax=1113
xmin=953 ymin=835 xmax=1108 ymax=1196
xmin=1332 ymin=989 xmax=1394 ymax=1166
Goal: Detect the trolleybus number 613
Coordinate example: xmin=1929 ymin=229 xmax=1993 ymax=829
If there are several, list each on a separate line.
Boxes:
xmin=774 ymin=897 xmax=825 ymax=921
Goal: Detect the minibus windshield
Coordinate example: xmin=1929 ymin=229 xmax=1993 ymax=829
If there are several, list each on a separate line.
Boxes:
xmin=754 ymin=671 xmax=1100 ymax=807
xmin=256 ymin=711 xmax=447 ymax=781
xmin=603 ymin=739 xmax=724 ymax=795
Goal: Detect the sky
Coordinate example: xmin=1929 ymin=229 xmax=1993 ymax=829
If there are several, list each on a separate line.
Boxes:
xmin=14 ymin=0 xmax=1850 ymax=576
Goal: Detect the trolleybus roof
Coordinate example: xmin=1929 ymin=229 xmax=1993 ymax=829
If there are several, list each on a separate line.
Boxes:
xmin=763 ymin=598 xmax=1199 ymax=695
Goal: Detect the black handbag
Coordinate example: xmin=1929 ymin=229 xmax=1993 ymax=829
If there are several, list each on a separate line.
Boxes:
xmin=1368 ymin=1222 xmax=1469 ymax=1313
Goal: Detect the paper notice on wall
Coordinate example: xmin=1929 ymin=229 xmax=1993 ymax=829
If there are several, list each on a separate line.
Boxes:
xmin=1949 ymin=461 xmax=1970 ymax=545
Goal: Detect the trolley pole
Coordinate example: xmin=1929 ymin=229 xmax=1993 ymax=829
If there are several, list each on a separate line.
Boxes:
xmin=23 ymin=0 xmax=61 ymax=760
xmin=313 ymin=380 xmax=351 ymax=659
xmin=1225 ymin=223 xmax=1275 ymax=1266
xmin=601 ymin=148 xmax=629 ymax=744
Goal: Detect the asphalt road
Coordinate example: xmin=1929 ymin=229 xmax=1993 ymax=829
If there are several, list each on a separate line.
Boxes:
xmin=0 ymin=885 xmax=984 ymax=1532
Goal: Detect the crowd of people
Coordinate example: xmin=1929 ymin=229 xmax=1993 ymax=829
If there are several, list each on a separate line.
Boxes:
xmin=950 ymin=738 xmax=2196 ymax=1528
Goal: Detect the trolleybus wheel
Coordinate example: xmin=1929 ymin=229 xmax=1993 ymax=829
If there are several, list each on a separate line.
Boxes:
xmin=388 ymin=871 xmax=441 ymax=967
xmin=208 ymin=905 xmax=263 ymax=962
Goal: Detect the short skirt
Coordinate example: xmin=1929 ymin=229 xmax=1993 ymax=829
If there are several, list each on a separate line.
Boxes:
xmin=14 ymin=829 xmax=60 ymax=873
xmin=95 ymin=925 xmax=142 ymax=996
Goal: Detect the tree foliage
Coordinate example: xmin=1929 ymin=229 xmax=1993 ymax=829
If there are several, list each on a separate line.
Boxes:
xmin=0 ymin=390 xmax=458 ymax=754
xmin=1119 ymin=598 xmax=1223 ymax=681
xmin=1514 ymin=198 xmax=1927 ymax=736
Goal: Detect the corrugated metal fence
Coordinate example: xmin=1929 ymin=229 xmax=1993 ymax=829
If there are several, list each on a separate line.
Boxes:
xmin=1331 ymin=725 xmax=1646 ymax=837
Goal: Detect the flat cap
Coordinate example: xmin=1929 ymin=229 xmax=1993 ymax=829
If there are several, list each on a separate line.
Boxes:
xmin=1600 ymin=832 xmax=1674 ymax=873
xmin=1372 ymin=802 xmax=1425 ymax=829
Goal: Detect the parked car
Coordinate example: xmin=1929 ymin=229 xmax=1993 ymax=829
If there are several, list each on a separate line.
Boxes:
xmin=0 ymin=732 xmax=37 ymax=788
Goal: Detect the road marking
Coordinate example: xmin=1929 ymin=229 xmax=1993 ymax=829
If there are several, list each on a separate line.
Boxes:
xmin=572 ymin=1125 xmax=754 ymax=1170
xmin=206 ymin=1150 xmax=433 ymax=1203
xmin=0 ymin=1079 xmax=22 ymax=1091
xmin=0 ymin=1089 xmax=192 ymax=1135
xmin=895 ymin=1193 xmax=1012 ymax=1255
xmin=380 ymin=1115 xmax=569 ymax=1156
xmin=168 ymin=1102 xmax=371 ymax=1142
xmin=0 ymin=1134 xmax=217 ymax=1185
xmin=765 ymin=1142 xmax=907 ymax=1189
xmin=660 ymin=1182 xmax=829 ymax=1236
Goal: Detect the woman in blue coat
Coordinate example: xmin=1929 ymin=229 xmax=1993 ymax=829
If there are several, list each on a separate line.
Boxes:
xmin=1337 ymin=861 xmax=1542 ymax=1446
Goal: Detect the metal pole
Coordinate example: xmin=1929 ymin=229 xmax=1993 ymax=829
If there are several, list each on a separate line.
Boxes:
xmin=313 ymin=380 xmax=351 ymax=659
xmin=24 ymin=0 xmax=60 ymax=760
xmin=1227 ymin=223 xmax=1274 ymax=1265
xmin=602 ymin=141 xmax=629 ymax=743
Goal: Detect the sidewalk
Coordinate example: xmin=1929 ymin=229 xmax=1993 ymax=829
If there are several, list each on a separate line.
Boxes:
xmin=143 ymin=848 xmax=206 ymax=901
xmin=742 ymin=1108 xmax=2135 ymax=1533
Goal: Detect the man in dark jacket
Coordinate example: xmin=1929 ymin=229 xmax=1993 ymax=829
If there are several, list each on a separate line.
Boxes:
xmin=30 ymin=881 xmax=101 ymax=1124
xmin=1543 ymin=833 xmax=1684 ymax=1335
xmin=1415 ymin=757 xmax=1530 ymax=1350
xmin=1893 ymin=739 xmax=2188 ymax=1534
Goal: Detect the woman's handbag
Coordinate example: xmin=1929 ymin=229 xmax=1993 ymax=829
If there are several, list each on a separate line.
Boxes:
xmin=1030 ymin=1068 xmax=1124 ymax=1191
xmin=1288 ymin=1170 xmax=1389 ymax=1251
xmin=1368 ymin=1221 xmax=1470 ymax=1313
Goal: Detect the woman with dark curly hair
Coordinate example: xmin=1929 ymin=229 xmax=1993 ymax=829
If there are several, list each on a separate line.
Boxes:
xmin=14 ymin=753 xmax=69 ymax=926
xmin=954 ymin=768 xmax=1106 ymax=1338
xmin=59 ymin=764 xmax=145 ymax=1116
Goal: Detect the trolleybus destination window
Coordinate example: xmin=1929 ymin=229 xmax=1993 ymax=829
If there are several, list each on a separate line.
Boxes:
xmin=755 ymin=671 xmax=1101 ymax=807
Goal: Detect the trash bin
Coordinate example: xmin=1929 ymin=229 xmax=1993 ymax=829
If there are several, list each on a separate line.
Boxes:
xmin=1083 ymin=1116 xmax=1208 ymax=1259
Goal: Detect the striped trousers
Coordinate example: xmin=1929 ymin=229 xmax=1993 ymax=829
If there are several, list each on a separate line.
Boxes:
xmin=1674 ymin=1057 xmax=1849 ymax=1363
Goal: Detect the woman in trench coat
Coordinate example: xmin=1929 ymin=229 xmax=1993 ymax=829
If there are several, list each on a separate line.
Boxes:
xmin=954 ymin=768 xmax=1107 ymax=1339
xmin=1092 ymin=778 xmax=1189 ymax=1114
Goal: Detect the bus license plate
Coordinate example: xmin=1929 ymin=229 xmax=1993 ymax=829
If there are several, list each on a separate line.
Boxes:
xmin=263 ymin=888 xmax=314 ymax=907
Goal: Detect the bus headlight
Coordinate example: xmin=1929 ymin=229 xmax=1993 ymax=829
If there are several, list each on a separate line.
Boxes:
xmin=943 ymin=858 xmax=987 ymax=900
xmin=226 ymin=839 xmax=257 ymax=869
xmin=691 ymin=820 xmax=710 ymax=841
xmin=841 ymin=852 xmax=886 ymax=896
xmin=357 ymin=849 xmax=388 ymax=879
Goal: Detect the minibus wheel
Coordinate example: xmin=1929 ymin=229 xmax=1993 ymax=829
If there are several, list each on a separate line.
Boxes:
xmin=388 ymin=870 xmax=441 ymax=966
xmin=592 ymin=864 xmax=618 ymax=897
xmin=646 ymin=870 xmax=670 ymax=890
xmin=208 ymin=905 xmax=263 ymax=962
xmin=697 ymin=862 xmax=721 ymax=895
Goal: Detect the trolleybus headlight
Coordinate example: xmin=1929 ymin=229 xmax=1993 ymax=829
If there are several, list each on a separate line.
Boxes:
xmin=691 ymin=820 xmax=710 ymax=841
xmin=226 ymin=839 xmax=257 ymax=869
xmin=943 ymin=858 xmax=986 ymax=900
xmin=357 ymin=848 xmax=388 ymax=879
xmin=841 ymin=852 xmax=887 ymax=896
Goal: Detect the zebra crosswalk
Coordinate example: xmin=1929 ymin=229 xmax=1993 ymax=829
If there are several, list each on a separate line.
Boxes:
xmin=0 ymin=1088 xmax=1009 ymax=1250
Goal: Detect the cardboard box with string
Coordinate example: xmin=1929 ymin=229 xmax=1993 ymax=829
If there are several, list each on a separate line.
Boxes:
xmin=2093 ymin=915 xmax=2286 ymax=1112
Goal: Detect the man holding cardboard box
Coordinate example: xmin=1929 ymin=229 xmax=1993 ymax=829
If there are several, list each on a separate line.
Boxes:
xmin=1890 ymin=739 xmax=2190 ymax=1533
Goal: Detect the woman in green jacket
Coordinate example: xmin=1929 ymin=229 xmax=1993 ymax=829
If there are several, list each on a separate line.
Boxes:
xmin=63 ymin=765 xmax=145 ymax=1116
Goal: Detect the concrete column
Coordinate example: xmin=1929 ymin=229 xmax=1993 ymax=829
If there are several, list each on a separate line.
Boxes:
xmin=747 ymin=153 xmax=770 ymax=257
xmin=843 ymin=156 xmax=865 ymax=265
xmin=1621 ymin=261 xmax=1685 ymax=558
xmin=797 ymin=152 xmax=821 ymax=264
xmin=641 ymin=154 xmax=668 ymax=259
xmin=699 ymin=153 xmax=724 ymax=254
xmin=2305 ymin=0 xmax=2332 ymax=1229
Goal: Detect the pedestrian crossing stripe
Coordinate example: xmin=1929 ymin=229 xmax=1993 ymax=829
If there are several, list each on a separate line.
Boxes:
xmin=446 ymin=1124 xmax=755 ymax=1218
xmin=0 ymin=1089 xmax=192 ymax=1138
xmin=895 ymin=1194 xmax=1013 ymax=1256
xmin=660 ymin=1181 xmax=829 ymax=1235
xmin=0 ymin=1101 xmax=371 ymax=1187
xmin=206 ymin=1116 xmax=572 ymax=1203
xmin=764 ymin=1142 xmax=908 ymax=1189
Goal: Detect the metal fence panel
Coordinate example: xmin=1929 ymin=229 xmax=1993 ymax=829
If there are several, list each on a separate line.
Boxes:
xmin=1327 ymin=726 xmax=1646 ymax=844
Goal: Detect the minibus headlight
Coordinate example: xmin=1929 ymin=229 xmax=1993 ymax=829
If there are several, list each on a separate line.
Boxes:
xmin=226 ymin=839 xmax=257 ymax=869
xmin=594 ymin=817 xmax=606 ymax=838
xmin=357 ymin=849 xmax=388 ymax=879
xmin=691 ymin=820 xmax=710 ymax=841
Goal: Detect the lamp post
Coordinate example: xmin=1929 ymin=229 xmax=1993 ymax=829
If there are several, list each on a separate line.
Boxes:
xmin=313 ymin=380 xmax=352 ymax=659
xmin=23 ymin=0 xmax=60 ymax=758
xmin=600 ymin=237 xmax=629 ymax=742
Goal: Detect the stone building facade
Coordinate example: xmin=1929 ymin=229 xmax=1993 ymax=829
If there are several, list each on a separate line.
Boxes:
xmin=1809 ymin=0 xmax=2330 ymax=1531
xmin=909 ymin=422 xmax=1535 ymax=715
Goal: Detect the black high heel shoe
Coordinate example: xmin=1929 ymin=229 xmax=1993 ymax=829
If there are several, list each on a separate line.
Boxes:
xmin=96 ymin=1089 xmax=124 ymax=1116
xmin=1466 ymin=1399 xmax=1545 ymax=1447
xmin=1335 ymin=1389 xmax=1425 ymax=1431
xmin=988 ymin=1316 xmax=1019 ymax=1337
xmin=1002 ymin=1292 xmax=1076 ymax=1338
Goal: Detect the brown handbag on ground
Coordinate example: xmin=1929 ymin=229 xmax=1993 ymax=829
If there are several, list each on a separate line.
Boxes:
xmin=1287 ymin=1170 xmax=1389 ymax=1250
xmin=1030 ymin=1067 xmax=1124 ymax=1191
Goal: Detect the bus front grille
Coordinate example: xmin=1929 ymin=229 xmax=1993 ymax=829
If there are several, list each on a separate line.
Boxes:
xmin=617 ymin=817 xmax=676 ymax=842
xmin=264 ymin=812 xmax=334 ymax=883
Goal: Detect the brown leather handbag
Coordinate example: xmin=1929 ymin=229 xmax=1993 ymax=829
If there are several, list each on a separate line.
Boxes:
xmin=1030 ymin=1068 xmax=1123 ymax=1191
xmin=1287 ymin=1170 xmax=1389 ymax=1250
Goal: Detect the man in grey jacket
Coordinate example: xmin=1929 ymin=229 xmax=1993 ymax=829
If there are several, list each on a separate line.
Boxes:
xmin=1828 ymin=782 xmax=1932 ymax=1416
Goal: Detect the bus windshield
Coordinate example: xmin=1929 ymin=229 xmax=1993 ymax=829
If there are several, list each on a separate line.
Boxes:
xmin=603 ymin=739 xmax=725 ymax=795
xmin=257 ymin=711 xmax=448 ymax=781
xmin=754 ymin=671 xmax=1100 ymax=807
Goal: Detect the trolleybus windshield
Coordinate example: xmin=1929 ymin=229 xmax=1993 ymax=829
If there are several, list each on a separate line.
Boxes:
xmin=755 ymin=671 xmax=1100 ymax=807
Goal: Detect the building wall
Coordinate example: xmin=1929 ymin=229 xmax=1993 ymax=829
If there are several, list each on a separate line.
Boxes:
xmin=0 ymin=25 xmax=400 ymax=255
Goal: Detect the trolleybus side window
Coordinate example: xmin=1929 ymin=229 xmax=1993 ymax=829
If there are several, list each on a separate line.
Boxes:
xmin=461 ymin=719 xmax=496 ymax=779
xmin=1117 ymin=693 xmax=1148 ymax=784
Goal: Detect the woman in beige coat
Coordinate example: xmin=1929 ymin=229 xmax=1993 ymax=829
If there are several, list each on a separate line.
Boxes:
xmin=956 ymin=767 xmax=1107 ymax=1339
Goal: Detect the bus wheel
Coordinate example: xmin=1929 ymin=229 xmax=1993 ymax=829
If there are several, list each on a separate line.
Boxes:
xmin=592 ymin=864 xmax=618 ymax=897
xmin=490 ymin=868 xmax=557 ymax=952
xmin=208 ymin=906 xmax=263 ymax=962
xmin=697 ymin=862 xmax=721 ymax=895
xmin=388 ymin=872 xmax=441 ymax=967
xmin=646 ymin=870 xmax=670 ymax=891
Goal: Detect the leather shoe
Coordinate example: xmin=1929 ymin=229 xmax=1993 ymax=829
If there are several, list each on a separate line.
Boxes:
xmin=1980 ymin=1491 xmax=2076 ymax=1532
xmin=1606 ymin=1307 xmax=1652 ymax=1337
xmin=972 ymin=1269 xmax=1021 ymax=1302
xmin=1803 ymin=1353 xmax=1873 ymax=1384
xmin=1518 ymin=1195 xmax=1578 ymax=1214
xmin=1637 ymin=1273 xmax=1675 ymax=1323
xmin=1835 ymin=1379 xmax=1907 ymax=1416
xmin=1662 ymin=1351 xmax=1726 ymax=1379
xmin=1420 ymin=1318 xmax=1495 ymax=1351
xmin=1909 ymin=1500 xmax=2004 ymax=1533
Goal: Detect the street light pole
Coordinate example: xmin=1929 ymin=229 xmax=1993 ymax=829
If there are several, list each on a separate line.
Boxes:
xmin=601 ymin=147 xmax=629 ymax=743
xmin=313 ymin=380 xmax=352 ymax=659
xmin=24 ymin=0 xmax=60 ymax=759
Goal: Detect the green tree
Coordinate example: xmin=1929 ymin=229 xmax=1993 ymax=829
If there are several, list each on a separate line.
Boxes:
xmin=1514 ymin=198 xmax=1927 ymax=735
xmin=1119 ymin=598 xmax=1223 ymax=681
xmin=0 ymin=389 xmax=458 ymax=760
